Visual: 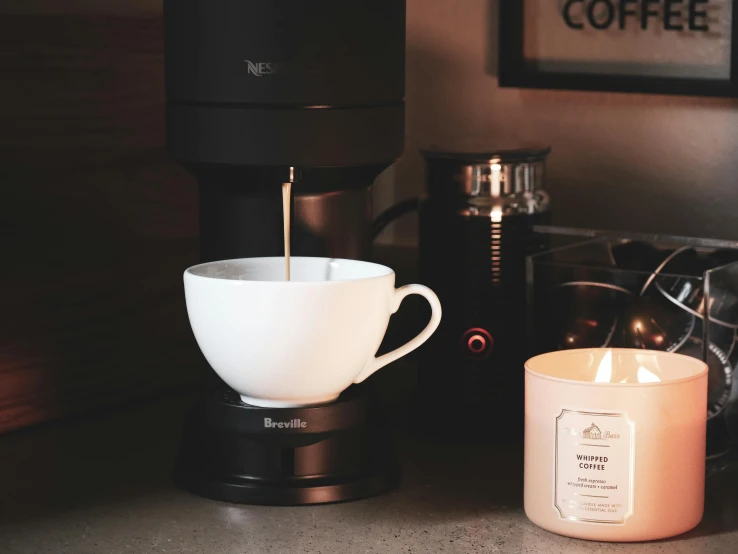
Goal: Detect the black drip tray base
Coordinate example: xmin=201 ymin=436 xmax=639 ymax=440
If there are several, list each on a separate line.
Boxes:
xmin=173 ymin=386 xmax=400 ymax=506
xmin=174 ymin=466 xmax=399 ymax=506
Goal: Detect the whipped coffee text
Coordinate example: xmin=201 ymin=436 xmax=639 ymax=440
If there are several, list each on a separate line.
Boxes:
xmin=577 ymin=454 xmax=609 ymax=470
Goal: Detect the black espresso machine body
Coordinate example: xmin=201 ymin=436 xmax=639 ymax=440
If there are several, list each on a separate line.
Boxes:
xmin=164 ymin=0 xmax=406 ymax=505
xmin=165 ymin=0 xmax=406 ymax=262
xmin=418 ymin=148 xmax=551 ymax=439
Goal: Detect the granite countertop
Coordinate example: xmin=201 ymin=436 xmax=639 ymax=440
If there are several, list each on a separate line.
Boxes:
xmin=1 ymin=391 xmax=737 ymax=554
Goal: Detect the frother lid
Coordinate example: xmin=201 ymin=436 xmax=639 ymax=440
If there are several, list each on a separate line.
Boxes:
xmin=422 ymin=144 xmax=551 ymax=202
xmin=421 ymin=144 xmax=551 ymax=164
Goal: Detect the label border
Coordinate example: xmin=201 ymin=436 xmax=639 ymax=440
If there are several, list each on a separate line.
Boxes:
xmin=554 ymin=409 xmax=636 ymax=525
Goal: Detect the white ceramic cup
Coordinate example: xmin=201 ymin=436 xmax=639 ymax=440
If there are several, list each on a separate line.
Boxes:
xmin=184 ymin=257 xmax=442 ymax=407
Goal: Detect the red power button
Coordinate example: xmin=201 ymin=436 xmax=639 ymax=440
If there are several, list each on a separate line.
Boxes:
xmin=461 ymin=328 xmax=494 ymax=359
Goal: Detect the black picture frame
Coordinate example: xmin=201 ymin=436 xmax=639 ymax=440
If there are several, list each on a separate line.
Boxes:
xmin=498 ymin=0 xmax=738 ymax=97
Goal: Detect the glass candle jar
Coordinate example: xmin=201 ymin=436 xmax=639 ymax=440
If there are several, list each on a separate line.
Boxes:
xmin=524 ymin=349 xmax=707 ymax=542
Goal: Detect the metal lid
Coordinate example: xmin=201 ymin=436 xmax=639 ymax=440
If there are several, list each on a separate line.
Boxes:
xmin=421 ymin=144 xmax=551 ymax=164
xmin=422 ymin=144 xmax=551 ymax=203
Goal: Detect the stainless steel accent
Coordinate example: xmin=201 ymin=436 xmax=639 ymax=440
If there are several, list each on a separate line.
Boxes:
xmin=557 ymin=281 xmax=632 ymax=295
xmin=457 ymin=191 xmax=550 ymax=218
xmin=295 ymin=188 xmax=372 ymax=260
xmin=288 ymin=166 xmax=301 ymax=183
xmin=640 ymin=246 xmax=692 ymax=296
xmin=533 ymin=226 xmax=738 ymax=251
xmin=422 ymin=147 xmax=552 ymax=218
xmin=465 ymin=159 xmax=546 ymax=198
xmin=462 ymin=157 xmax=550 ymax=217
xmin=656 ymin=276 xmax=738 ymax=330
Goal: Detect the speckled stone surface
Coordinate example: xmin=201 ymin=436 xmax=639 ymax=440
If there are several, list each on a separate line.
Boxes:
xmin=1 ymin=393 xmax=736 ymax=554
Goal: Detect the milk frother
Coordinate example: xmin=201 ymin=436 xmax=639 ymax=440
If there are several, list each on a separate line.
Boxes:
xmin=416 ymin=146 xmax=552 ymax=437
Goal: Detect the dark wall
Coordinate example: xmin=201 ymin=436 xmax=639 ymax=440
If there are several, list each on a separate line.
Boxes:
xmin=0 ymin=14 xmax=201 ymax=433
xmin=382 ymin=0 xmax=738 ymax=245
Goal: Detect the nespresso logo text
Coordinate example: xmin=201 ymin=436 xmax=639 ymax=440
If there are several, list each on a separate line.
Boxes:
xmin=264 ymin=418 xmax=307 ymax=429
xmin=245 ymin=61 xmax=280 ymax=77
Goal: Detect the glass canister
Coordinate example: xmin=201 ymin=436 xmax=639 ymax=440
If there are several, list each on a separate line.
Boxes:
xmin=525 ymin=349 xmax=707 ymax=542
xmin=527 ymin=229 xmax=738 ymax=458
xmin=417 ymin=145 xmax=552 ymax=438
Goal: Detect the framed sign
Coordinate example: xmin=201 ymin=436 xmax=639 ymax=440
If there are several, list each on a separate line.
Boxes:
xmin=499 ymin=0 xmax=738 ymax=97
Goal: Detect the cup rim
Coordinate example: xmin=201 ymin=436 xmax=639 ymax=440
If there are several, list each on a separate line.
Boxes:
xmin=525 ymin=348 xmax=708 ymax=388
xmin=184 ymin=256 xmax=395 ymax=284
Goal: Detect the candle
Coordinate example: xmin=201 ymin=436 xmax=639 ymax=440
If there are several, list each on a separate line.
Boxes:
xmin=524 ymin=348 xmax=707 ymax=542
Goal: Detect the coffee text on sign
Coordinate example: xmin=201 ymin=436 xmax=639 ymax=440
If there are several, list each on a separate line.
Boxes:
xmin=562 ymin=0 xmax=711 ymax=31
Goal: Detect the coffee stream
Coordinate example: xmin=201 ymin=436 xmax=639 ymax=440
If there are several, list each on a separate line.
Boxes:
xmin=282 ymin=182 xmax=291 ymax=281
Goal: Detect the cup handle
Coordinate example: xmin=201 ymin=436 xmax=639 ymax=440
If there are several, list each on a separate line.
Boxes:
xmin=353 ymin=284 xmax=442 ymax=384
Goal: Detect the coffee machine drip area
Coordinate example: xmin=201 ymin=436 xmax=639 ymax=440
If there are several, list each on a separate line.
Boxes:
xmin=195 ymin=165 xmax=385 ymax=263
xmin=164 ymin=0 xmax=406 ymax=505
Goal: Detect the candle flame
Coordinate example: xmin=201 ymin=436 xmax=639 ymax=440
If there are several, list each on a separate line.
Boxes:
xmin=594 ymin=350 xmax=613 ymax=383
xmin=637 ymin=366 xmax=662 ymax=383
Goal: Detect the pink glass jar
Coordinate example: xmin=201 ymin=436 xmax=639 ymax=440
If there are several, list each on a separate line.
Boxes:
xmin=525 ymin=348 xmax=707 ymax=542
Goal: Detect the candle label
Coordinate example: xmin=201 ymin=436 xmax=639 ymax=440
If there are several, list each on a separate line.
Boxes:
xmin=554 ymin=409 xmax=635 ymax=524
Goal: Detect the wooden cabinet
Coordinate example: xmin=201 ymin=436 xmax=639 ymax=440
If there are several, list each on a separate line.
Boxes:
xmin=0 ymin=14 xmax=202 ymax=433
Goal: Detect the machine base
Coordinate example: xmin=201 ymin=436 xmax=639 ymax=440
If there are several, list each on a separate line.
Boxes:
xmin=174 ymin=466 xmax=399 ymax=506
xmin=173 ymin=387 xmax=400 ymax=506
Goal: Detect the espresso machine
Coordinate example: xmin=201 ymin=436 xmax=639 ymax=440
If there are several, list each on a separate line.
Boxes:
xmin=165 ymin=0 xmax=406 ymax=505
